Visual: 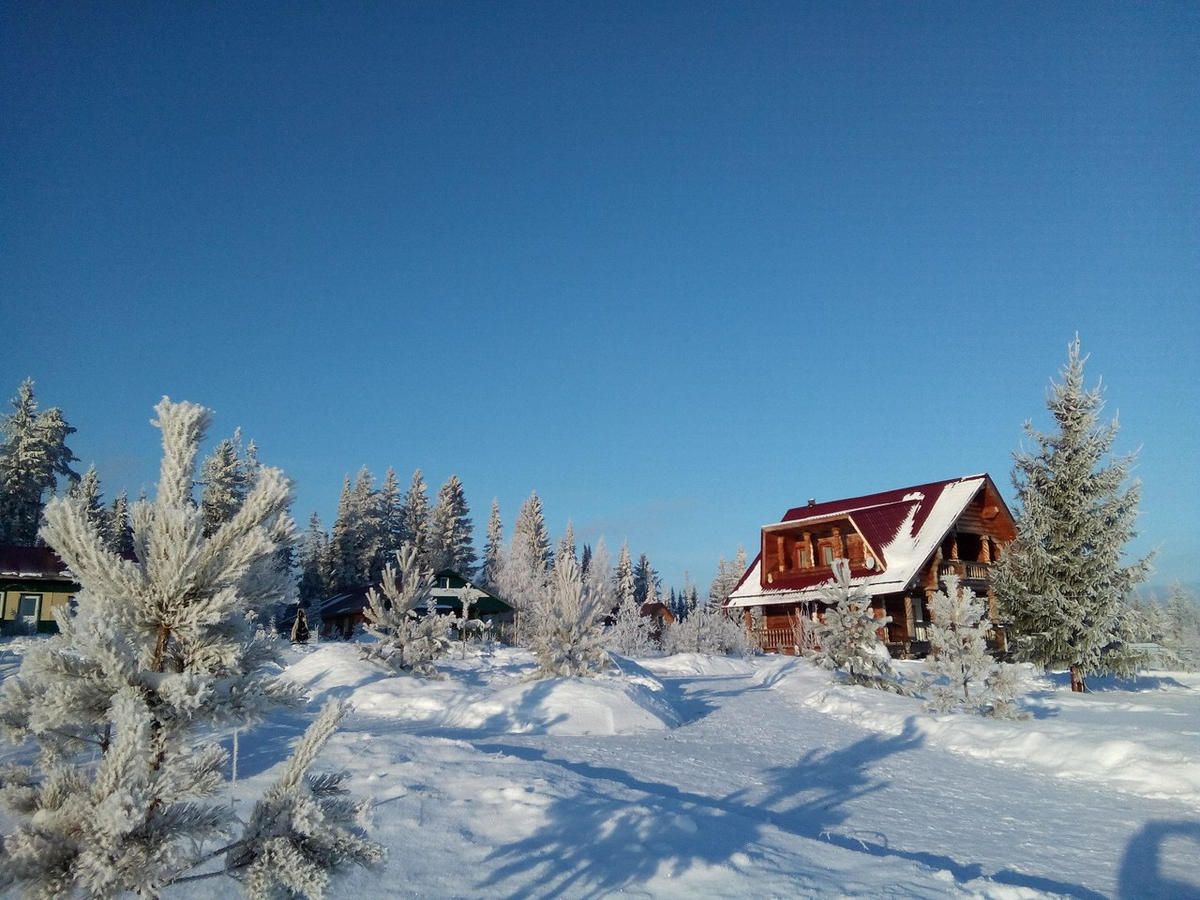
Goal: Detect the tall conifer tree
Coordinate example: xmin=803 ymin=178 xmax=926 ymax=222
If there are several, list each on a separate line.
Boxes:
xmin=0 ymin=378 xmax=80 ymax=544
xmin=994 ymin=338 xmax=1152 ymax=692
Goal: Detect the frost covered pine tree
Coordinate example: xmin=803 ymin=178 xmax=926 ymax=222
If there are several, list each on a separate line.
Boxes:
xmin=662 ymin=598 xmax=755 ymax=657
xmin=480 ymin=498 xmax=504 ymax=592
xmin=376 ymin=467 xmax=406 ymax=558
xmin=68 ymin=463 xmax=109 ymax=536
xmin=812 ymin=560 xmax=898 ymax=689
xmin=402 ymin=469 xmax=431 ymax=565
xmin=1163 ymin=583 xmax=1200 ymax=671
xmin=361 ymin=542 xmax=452 ymax=677
xmin=426 ymin=474 xmax=476 ymax=577
xmin=498 ymin=491 xmax=554 ymax=643
xmin=106 ymin=489 xmax=135 ymax=557
xmin=0 ymin=397 xmax=382 ymax=899
xmin=920 ymin=574 xmax=1024 ymax=717
xmin=0 ymin=378 xmax=80 ymax=545
xmin=200 ymin=428 xmax=253 ymax=537
xmin=613 ymin=541 xmax=635 ymax=612
xmin=994 ymin=337 xmax=1153 ymax=692
xmin=632 ymin=553 xmax=659 ymax=606
xmin=605 ymin=539 xmax=653 ymax=657
xmin=527 ymin=553 xmax=610 ymax=678
xmin=708 ymin=546 xmax=748 ymax=606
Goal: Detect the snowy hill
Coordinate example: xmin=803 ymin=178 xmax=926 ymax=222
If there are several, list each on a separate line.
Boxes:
xmin=2 ymin=641 xmax=1198 ymax=899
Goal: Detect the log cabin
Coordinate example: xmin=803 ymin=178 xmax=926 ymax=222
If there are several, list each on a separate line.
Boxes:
xmin=722 ymin=474 xmax=1016 ymax=657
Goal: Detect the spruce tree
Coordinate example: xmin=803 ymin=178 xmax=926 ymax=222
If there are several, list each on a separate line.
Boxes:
xmin=632 ymin=553 xmax=659 ymax=606
xmin=496 ymin=492 xmax=553 ymax=641
xmin=349 ymin=468 xmax=384 ymax=585
xmin=613 ymin=542 xmax=635 ymax=612
xmin=402 ymin=469 xmax=430 ymax=565
xmin=555 ymin=520 xmax=577 ymax=570
xmin=0 ymin=398 xmax=382 ymax=897
xmin=512 ymin=491 xmax=551 ymax=576
xmin=1163 ymin=584 xmax=1200 ymax=670
xmin=297 ymin=512 xmax=332 ymax=608
xmin=480 ymin=498 xmax=504 ymax=592
xmin=0 ymin=378 xmax=80 ymax=545
xmin=68 ymin=463 xmax=108 ymax=537
xmin=200 ymin=431 xmax=245 ymax=536
xmin=607 ymin=538 xmax=653 ymax=657
xmin=994 ymin=338 xmax=1153 ymax=692
xmin=377 ymin=467 xmax=406 ymax=558
xmin=329 ymin=476 xmax=360 ymax=593
xmin=426 ymin=474 xmax=475 ymax=576
xmin=106 ymin=490 xmax=135 ymax=556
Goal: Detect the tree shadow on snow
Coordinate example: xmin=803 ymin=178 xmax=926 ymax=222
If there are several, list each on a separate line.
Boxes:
xmin=1039 ymin=671 xmax=1191 ymax=693
xmin=473 ymin=716 xmax=1107 ymax=900
xmin=1118 ymin=820 xmax=1200 ymax=900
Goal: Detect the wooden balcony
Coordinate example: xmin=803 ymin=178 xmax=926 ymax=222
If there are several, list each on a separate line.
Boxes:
xmin=937 ymin=560 xmax=992 ymax=585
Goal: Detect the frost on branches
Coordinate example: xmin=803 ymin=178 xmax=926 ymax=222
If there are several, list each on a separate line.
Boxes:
xmin=0 ymin=398 xmax=382 ymax=900
xmin=920 ymin=574 xmax=1025 ymax=717
xmin=527 ymin=553 xmax=611 ymax=678
xmin=662 ymin=602 xmax=755 ymax=657
xmin=361 ymin=542 xmax=452 ymax=677
xmin=812 ymin=560 xmax=900 ymax=690
xmin=994 ymin=337 xmax=1152 ymax=692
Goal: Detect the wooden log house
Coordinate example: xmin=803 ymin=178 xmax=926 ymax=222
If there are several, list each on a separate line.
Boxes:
xmin=723 ymin=474 xmax=1017 ymax=657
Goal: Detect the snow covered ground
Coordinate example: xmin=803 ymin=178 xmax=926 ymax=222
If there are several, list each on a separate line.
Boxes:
xmin=3 ymin=640 xmax=1199 ymax=899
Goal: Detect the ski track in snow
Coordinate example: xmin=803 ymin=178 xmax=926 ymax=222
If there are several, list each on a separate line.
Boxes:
xmin=2 ymin=640 xmax=1199 ymax=899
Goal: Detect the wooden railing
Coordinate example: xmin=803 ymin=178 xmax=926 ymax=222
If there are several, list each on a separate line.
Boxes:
xmin=938 ymin=561 xmax=991 ymax=583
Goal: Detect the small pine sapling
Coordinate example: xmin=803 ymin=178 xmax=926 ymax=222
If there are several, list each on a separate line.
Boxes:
xmin=812 ymin=560 xmax=900 ymax=691
xmin=920 ymin=574 xmax=1026 ymax=717
xmin=361 ymin=542 xmax=451 ymax=676
xmin=454 ymin=584 xmax=477 ymax=658
xmin=528 ymin=554 xmax=610 ymax=678
xmin=0 ymin=398 xmax=381 ymax=899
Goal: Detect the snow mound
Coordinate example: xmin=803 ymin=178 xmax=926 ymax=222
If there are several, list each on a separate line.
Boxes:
xmin=637 ymin=652 xmax=759 ymax=678
xmin=281 ymin=643 xmax=681 ymax=736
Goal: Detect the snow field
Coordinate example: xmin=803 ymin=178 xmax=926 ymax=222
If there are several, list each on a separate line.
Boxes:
xmin=3 ymin=640 xmax=1199 ymax=899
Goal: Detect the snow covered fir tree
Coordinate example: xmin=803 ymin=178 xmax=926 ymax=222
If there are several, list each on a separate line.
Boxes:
xmin=0 ymin=378 xmax=80 ymax=546
xmin=0 ymin=398 xmax=382 ymax=898
xmin=994 ymin=338 xmax=1153 ymax=692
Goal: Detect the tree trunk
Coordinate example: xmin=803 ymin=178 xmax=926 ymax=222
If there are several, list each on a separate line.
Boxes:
xmin=1069 ymin=665 xmax=1086 ymax=693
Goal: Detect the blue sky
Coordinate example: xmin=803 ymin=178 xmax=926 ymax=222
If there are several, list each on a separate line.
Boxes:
xmin=2 ymin=2 xmax=1196 ymax=595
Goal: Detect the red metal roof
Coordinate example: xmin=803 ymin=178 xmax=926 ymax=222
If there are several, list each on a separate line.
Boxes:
xmin=0 ymin=545 xmax=70 ymax=579
xmin=728 ymin=474 xmax=1001 ymax=607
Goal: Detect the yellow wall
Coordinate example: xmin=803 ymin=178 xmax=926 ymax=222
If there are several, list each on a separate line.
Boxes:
xmin=1 ymin=589 xmax=75 ymax=622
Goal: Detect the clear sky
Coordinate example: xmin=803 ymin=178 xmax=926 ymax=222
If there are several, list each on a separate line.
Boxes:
xmin=2 ymin=2 xmax=1197 ymax=596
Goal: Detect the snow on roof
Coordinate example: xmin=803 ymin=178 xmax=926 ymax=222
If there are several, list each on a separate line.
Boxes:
xmin=726 ymin=475 xmax=991 ymax=609
xmin=0 ymin=545 xmax=70 ymax=580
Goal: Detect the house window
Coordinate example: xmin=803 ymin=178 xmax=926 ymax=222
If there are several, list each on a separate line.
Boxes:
xmin=17 ymin=594 xmax=41 ymax=620
xmin=822 ymin=546 xmax=834 ymax=565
